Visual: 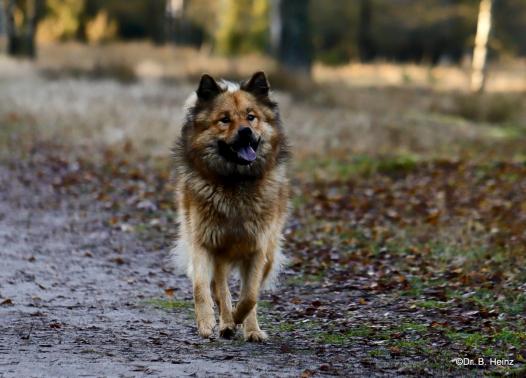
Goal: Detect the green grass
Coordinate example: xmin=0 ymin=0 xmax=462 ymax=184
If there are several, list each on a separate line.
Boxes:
xmin=276 ymin=322 xmax=295 ymax=332
xmin=391 ymin=338 xmax=428 ymax=351
xmin=294 ymin=154 xmax=420 ymax=181
xmin=315 ymin=325 xmax=373 ymax=344
xmin=346 ymin=325 xmax=375 ymax=338
xmin=286 ymin=272 xmax=325 ymax=286
xmin=446 ymin=328 xmax=526 ymax=351
xmin=494 ymin=328 xmax=526 ymax=349
xmin=145 ymin=298 xmax=193 ymax=310
xmin=490 ymin=364 xmax=526 ymax=377
xmin=257 ymin=300 xmax=272 ymax=309
xmin=317 ymin=332 xmax=353 ymax=344
xmin=396 ymin=322 xmax=428 ymax=333
xmin=369 ymin=349 xmax=389 ymax=358
xmin=415 ymin=299 xmax=450 ymax=309
xmin=449 ymin=289 xmax=526 ymax=316
xmin=316 ymin=322 xmax=429 ymax=345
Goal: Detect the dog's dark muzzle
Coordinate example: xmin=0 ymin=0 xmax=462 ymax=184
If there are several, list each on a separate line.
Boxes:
xmin=218 ymin=127 xmax=261 ymax=165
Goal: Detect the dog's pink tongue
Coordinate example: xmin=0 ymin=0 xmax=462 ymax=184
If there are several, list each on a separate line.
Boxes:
xmin=237 ymin=145 xmax=257 ymax=162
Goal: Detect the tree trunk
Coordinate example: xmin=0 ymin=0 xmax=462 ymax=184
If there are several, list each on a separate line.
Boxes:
xmin=269 ymin=0 xmax=281 ymax=56
xmin=275 ymin=0 xmax=311 ymax=74
xmin=5 ymin=0 xmax=43 ymax=58
xmin=471 ymin=0 xmax=493 ymax=92
xmin=358 ymin=0 xmax=375 ymax=62
xmin=0 ymin=0 xmax=7 ymax=53
xmin=148 ymin=0 xmax=167 ymax=45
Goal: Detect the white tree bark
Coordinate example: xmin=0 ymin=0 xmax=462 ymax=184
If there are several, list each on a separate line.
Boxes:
xmin=471 ymin=0 xmax=493 ymax=92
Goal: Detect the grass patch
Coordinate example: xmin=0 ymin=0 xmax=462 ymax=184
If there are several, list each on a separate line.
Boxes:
xmin=294 ymin=154 xmax=420 ymax=181
xmin=286 ymin=272 xmax=325 ymax=286
xmin=369 ymin=349 xmax=390 ymax=358
xmin=432 ymin=92 xmax=524 ymax=124
xmin=395 ymin=322 xmax=428 ymax=333
xmin=401 ymin=277 xmax=426 ymax=297
xmin=41 ymin=61 xmax=138 ymax=84
xmin=145 ymin=298 xmax=193 ymax=311
xmin=492 ymin=364 xmax=526 ymax=377
xmin=494 ymin=328 xmax=526 ymax=349
xmin=445 ymin=328 xmax=526 ymax=350
xmin=317 ymin=322 xmax=429 ymax=345
xmin=258 ymin=300 xmax=272 ymax=309
xmin=276 ymin=322 xmax=295 ymax=332
xmin=316 ymin=325 xmax=373 ymax=344
xmin=449 ymin=289 xmax=526 ymax=316
xmin=318 ymin=332 xmax=353 ymax=345
xmin=415 ymin=299 xmax=450 ymax=309
xmin=391 ymin=338 xmax=428 ymax=350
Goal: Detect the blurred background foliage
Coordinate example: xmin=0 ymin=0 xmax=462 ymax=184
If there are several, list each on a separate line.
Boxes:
xmin=2 ymin=0 xmax=525 ymax=65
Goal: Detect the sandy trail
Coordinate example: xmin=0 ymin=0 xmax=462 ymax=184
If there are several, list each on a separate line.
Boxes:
xmin=0 ymin=164 xmax=321 ymax=377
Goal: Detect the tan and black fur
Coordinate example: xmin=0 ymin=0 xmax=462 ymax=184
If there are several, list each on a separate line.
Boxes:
xmin=172 ymin=72 xmax=289 ymax=341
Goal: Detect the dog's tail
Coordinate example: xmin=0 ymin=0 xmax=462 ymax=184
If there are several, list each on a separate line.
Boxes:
xmin=171 ymin=238 xmax=193 ymax=278
xmin=170 ymin=212 xmax=193 ymax=278
xmin=262 ymin=244 xmax=288 ymax=291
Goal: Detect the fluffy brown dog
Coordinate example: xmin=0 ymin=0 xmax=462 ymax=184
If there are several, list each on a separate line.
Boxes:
xmin=172 ymin=72 xmax=290 ymax=341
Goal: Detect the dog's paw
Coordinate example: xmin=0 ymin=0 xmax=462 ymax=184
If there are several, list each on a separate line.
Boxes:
xmin=197 ymin=317 xmax=216 ymax=339
xmin=244 ymin=329 xmax=268 ymax=342
xmin=219 ymin=322 xmax=237 ymax=339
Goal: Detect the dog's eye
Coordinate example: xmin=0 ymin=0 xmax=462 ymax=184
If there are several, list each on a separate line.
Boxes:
xmin=247 ymin=114 xmax=256 ymax=121
xmin=219 ymin=116 xmax=230 ymax=124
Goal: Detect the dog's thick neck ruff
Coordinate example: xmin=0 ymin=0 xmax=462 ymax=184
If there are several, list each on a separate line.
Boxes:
xmin=173 ymin=72 xmax=289 ymax=185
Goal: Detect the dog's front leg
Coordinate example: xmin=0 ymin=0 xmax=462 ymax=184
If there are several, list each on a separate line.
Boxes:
xmin=191 ymin=245 xmax=216 ymax=338
xmin=213 ymin=262 xmax=236 ymax=338
xmin=243 ymin=304 xmax=267 ymax=342
xmin=233 ymin=253 xmax=265 ymax=327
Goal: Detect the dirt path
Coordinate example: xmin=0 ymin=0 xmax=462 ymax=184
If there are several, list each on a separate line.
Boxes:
xmin=0 ymin=162 xmax=332 ymax=377
xmin=2 ymin=145 xmax=524 ymax=377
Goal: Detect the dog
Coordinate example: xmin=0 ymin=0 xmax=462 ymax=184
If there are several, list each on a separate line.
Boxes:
xmin=172 ymin=72 xmax=290 ymax=341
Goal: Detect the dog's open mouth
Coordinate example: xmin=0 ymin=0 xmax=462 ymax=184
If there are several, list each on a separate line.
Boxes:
xmin=218 ymin=138 xmax=260 ymax=165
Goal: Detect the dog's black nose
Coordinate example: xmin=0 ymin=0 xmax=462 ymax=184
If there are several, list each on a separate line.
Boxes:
xmin=237 ymin=126 xmax=253 ymax=140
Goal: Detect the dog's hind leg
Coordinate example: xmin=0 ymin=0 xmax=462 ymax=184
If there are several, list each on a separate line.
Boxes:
xmin=191 ymin=245 xmax=216 ymax=338
xmin=213 ymin=261 xmax=236 ymax=338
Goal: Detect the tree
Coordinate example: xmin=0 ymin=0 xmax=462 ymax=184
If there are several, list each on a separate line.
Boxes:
xmin=4 ymin=0 xmax=44 ymax=58
xmin=146 ymin=0 xmax=167 ymax=45
xmin=215 ymin=0 xmax=269 ymax=55
xmin=471 ymin=0 xmax=493 ymax=92
xmin=357 ymin=0 xmax=375 ymax=62
xmin=272 ymin=0 xmax=312 ymax=73
xmin=0 ymin=0 xmax=6 ymax=52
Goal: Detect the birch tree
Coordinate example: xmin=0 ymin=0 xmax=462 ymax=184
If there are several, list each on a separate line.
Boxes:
xmin=471 ymin=0 xmax=493 ymax=92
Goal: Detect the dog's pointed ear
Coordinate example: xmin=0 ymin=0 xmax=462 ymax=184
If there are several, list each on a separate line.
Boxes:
xmin=196 ymin=74 xmax=222 ymax=101
xmin=242 ymin=71 xmax=270 ymax=98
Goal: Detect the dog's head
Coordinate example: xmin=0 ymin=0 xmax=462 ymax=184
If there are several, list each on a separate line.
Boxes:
xmin=179 ymin=72 xmax=287 ymax=179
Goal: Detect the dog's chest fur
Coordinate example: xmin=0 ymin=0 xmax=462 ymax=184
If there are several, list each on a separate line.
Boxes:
xmin=178 ymin=167 xmax=288 ymax=257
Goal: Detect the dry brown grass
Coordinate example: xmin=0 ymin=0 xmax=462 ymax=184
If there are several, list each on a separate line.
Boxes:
xmin=33 ymin=42 xmax=526 ymax=93
xmin=1 ymin=42 xmax=525 ymax=171
xmin=314 ymin=60 xmax=526 ymax=93
xmin=35 ymin=42 xmax=277 ymax=83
